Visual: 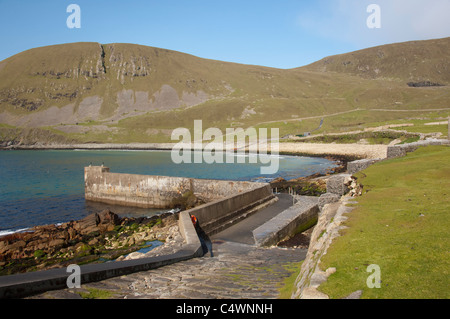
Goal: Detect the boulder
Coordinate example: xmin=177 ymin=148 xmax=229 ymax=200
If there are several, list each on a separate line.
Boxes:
xmin=0 ymin=241 xmax=8 ymax=255
xmin=88 ymin=238 xmax=99 ymax=246
xmin=318 ymin=193 xmax=341 ymax=212
xmin=74 ymin=210 xmax=122 ymax=235
xmin=326 ymin=174 xmax=352 ymax=195
xmin=98 ymin=209 xmax=121 ymax=226
xmin=48 ymin=238 xmax=65 ymax=248
xmin=97 ymin=210 xmax=121 ymax=233
xmin=66 ymin=224 xmax=79 ymax=241
xmin=74 ymin=213 xmax=100 ymax=235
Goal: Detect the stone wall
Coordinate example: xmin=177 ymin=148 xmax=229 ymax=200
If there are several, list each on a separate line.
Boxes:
xmin=84 ymin=166 xmax=275 ymax=236
xmin=387 ymin=139 xmax=449 ymax=159
xmin=85 ymin=166 xmax=188 ymax=208
xmin=292 ymin=197 xmax=354 ymax=299
xmin=347 ymin=159 xmax=381 ymax=175
xmin=185 ymin=184 xmax=275 ymax=236
xmin=253 ymin=196 xmax=319 ymax=247
xmin=85 ymin=166 xmax=264 ymax=209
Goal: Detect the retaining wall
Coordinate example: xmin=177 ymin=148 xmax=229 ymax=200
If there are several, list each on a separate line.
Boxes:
xmin=184 ymin=184 xmax=275 ymax=236
xmin=387 ymin=139 xmax=449 ymax=159
xmin=253 ymin=196 xmax=319 ymax=247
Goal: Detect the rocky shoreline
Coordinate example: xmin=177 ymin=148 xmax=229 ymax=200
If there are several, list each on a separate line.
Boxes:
xmin=0 ymin=210 xmax=180 ymax=276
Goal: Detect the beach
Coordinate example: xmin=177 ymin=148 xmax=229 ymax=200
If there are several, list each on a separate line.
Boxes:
xmin=2 ymin=142 xmax=388 ymax=160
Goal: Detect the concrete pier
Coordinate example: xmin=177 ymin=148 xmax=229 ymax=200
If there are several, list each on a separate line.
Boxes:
xmin=85 ymin=166 xmax=277 ymax=236
xmin=85 ymin=166 xmax=271 ymax=209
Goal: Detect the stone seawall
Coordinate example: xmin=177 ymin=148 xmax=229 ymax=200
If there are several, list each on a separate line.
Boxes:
xmin=85 ymin=166 xmax=265 ymax=209
xmin=85 ymin=166 xmax=189 ymax=208
xmin=84 ymin=166 xmax=276 ymax=236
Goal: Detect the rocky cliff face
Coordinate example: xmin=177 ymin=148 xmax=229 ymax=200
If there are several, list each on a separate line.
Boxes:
xmin=0 ymin=43 xmax=105 ymax=111
xmin=0 ymin=42 xmax=218 ymax=128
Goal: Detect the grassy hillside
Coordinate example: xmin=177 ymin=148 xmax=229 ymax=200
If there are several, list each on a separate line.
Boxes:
xmin=318 ymin=145 xmax=450 ymax=299
xmin=303 ymin=37 xmax=450 ymax=84
xmin=0 ymin=38 xmax=449 ymax=145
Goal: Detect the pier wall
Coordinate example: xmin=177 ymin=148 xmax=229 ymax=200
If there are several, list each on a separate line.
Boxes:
xmin=84 ymin=166 xmax=276 ymax=235
xmin=85 ymin=166 xmax=266 ymax=209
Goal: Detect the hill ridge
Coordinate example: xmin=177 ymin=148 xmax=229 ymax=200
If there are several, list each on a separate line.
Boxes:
xmin=0 ymin=38 xmax=449 ymax=144
xmin=302 ymin=37 xmax=450 ymax=83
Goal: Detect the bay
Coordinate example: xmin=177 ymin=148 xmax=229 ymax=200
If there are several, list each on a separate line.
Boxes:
xmin=0 ymin=150 xmax=337 ymax=234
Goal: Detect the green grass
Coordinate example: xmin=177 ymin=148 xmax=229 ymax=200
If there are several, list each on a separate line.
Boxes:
xmin=390 ymin=121 xmax=449 ymax=138
xmin=77 ymin=287 xmax=115 ymax=299
xmin=263 ymin=110 xmax=450 ymax=141
xmin=304 ymin=37 xmax=450 ymax=85
xmin=278 ymin=261 xmax=304 ymax=299
xmin=290 ymin=131 xmax=418 ymax=145
xmin=317 ymin=145 xmax=450 ymax=299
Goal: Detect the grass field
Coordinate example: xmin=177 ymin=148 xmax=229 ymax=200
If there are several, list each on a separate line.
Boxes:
xmin=260 ymin=109 xmax=450 ymax=141
xmin=317 ymin=145 xmax=450 ymax=299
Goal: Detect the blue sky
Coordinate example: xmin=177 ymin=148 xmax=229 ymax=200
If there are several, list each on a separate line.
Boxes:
xmin=0 ymin=0 xmax=449 ymax=68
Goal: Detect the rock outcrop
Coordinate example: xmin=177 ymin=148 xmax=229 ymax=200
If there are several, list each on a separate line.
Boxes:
xmin=0 ymin=210 xmax=179 ymax=276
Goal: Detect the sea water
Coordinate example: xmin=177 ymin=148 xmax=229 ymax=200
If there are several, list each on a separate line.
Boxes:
xmin=0 ymin=150 xmax=337 ymax=234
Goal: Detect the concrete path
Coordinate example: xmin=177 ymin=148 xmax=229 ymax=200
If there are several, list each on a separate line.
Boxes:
xmin=211 ymin=193 xmax=294 ymax=245
xmin=29 ymin=194 xmax=307 ymax=299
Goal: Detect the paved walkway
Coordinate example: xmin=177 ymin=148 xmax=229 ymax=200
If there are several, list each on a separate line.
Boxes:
xmin=29 ymin=194 xmax=307 ymax=299
xmin=211 ymin=193 xmax=294 ymax=245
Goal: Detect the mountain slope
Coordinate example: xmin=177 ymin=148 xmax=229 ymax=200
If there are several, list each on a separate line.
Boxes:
xmin=0 ymin=38 xmax=449 ymax=145
xmin=302 ymin=37 xmax=450 ymax=84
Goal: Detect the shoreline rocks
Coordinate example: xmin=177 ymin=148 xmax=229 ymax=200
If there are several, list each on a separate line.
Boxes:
xmin=0 ymin=210 xmax=180 ymax=276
